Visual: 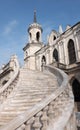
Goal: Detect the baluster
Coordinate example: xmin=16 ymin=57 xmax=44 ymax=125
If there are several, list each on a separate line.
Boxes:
xmin=61 ymin=91 xmax=69 ymax=106
xmin=57 ymin=99 xmax=63 ymax=115
xmin=3 ymin=90 xmax=6 ymax=99
xmin=21 ymin=124 xmax=26 ymax=130
xmin=2 ymin=92 xmax=5 ymax=102
xmin=41 ymin=106 xmax=48 ymax=130
xmin=59 ymin=93 xmax=66 ymax=103
xmin=53 ymin=99 xmax=60 ymax=119
xmin=48 ymin=102 xmax=54 ymax=121
xmin=9 ymin=85 xmax=13 ymax=92
xmin=63 ymin=89 xmax=69 ymax=98
xmin=25 ymin=117 xmax=34 ymax=130
xmin=51 ymin=100 xmax=59 ymax=118
xmin=8 ymin=88 xmax=11 ymax=94
xmin=0 ymin=94 xmax=3 ymax=103
xmin=32 ymin=111 xmax=42 ymax=130
xmin=11 ymin=84 xmax=14 ymax=90
xmin=0 ymin=96 xmax=2 ymax=104
xmin=59 ymin=93 xmax=63 ymax=100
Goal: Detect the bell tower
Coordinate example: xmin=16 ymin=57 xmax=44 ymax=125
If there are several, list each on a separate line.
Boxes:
xmin=28 ymin=10 xmax=43 ymax=44
xmin=23 ymin=11 xmax=43 ymax=70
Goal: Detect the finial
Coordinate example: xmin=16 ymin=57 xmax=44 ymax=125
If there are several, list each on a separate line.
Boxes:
xmin=59 ymin=25 xmax=63 ymax=34
xmin=66 ymin=25 xmax=71 ymax=30
xmin=34 ymin=10 xmax=37 ymax=23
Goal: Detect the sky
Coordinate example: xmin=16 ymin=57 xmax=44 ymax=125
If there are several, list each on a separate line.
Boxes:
xmin=0 ymin=0 xmax=80 ymax=67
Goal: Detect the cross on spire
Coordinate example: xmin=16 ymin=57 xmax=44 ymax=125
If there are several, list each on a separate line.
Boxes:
xmin=34 ymin=10 xmax=37 ymax=23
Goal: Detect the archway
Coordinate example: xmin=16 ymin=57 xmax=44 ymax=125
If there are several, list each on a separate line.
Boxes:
xmin=72 ymin=78 xmax=80 ymax=111
xmin=53 ymin=35 xmax=56 ymax=40
xmin=72 ymin=79 xmax=80 ymax=102
xmin=41 ymin=55 xmax=46 ymax=71
xmin=53 ymin=49 xmax=59 ymax=62
xmin=68 ymin=39 xmax=76 ymax=64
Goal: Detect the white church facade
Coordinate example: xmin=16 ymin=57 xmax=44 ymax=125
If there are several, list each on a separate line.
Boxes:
xmin=23 ymin=12 xmax=80 ymax=72
xmin=23 ymin=11 xmax=80 ymax=111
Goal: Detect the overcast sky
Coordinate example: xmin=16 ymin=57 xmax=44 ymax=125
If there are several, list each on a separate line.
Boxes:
xmin=0 ymin=0 xmax=80 ymax=67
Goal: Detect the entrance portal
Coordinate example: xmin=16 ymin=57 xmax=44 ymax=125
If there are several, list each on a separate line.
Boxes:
xmin=72 ymin=79 xmax=80 ymax=102
xmin=41 ymin=56 xmax=46 ymax=71
xmin=72 ymin=78 xmax=80 ymax=111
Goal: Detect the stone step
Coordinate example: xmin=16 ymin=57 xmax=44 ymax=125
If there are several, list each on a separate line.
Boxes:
xmin=0 ymin=107 xmax=29 ymax=114
xmin=6 ymin=101 xmax=37 ymax=107
xmin=0 ymin=68 xmax=59 ymax=127
xmin=16 ymin=88 xmax=54 ymax=93
xmin=10 ymin=98 xmax=42 ymax=104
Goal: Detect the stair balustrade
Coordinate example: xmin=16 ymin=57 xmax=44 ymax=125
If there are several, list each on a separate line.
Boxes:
xmin=0 ymin=65 xmax=75 ymax=130
xmin=0 ymin=55 xmax=20 ymax=104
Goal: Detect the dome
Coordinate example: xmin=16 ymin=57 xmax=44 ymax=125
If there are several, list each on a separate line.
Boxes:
xmin=28 ymin=22 xmax=43 ymax=32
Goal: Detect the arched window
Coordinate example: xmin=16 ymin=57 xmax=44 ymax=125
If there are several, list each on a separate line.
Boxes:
xmin=29 ymin=33 xmax=32 ymax=38
xmin=53 ymin=36 xmax=56 ymax=40
xmin=26 ymin=51 xmax=28 ymax=56
xmin=68 ymin=39 xmax=76 ymax=64
xmin=42 ymin=56 xmax=46 ymax=64
xmin=53 ymin=49 xmax=59 ymax=62
xmin=36 ymin=32 xmax=40 ymax=41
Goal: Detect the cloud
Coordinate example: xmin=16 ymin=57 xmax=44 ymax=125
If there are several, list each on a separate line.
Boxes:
xmin=3 ymin=20 xmax=18 ymax=35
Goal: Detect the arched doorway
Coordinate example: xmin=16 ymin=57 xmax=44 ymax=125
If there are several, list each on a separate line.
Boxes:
xmin=72 ymin=79 xmax=80 ymax=102
xmin=53 ymin=49 xmax=59 ymax=62
xmin=41 ymin=55 xmax=46 ymax=71
xmin=68 ymin=39 xmax=76 ymax=64
xmin=72 ymin=78 xmax=80 ymax=111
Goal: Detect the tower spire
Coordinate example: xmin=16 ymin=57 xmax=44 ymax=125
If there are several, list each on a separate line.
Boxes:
xmin=34 ymin=10 xmax=37 ymax=23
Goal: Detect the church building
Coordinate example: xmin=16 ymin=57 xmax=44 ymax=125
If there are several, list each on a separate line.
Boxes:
xmin=23 ymin=12 xmax=80 ymax=110
xmin=0 ymin=11 xmax=80 ymax=130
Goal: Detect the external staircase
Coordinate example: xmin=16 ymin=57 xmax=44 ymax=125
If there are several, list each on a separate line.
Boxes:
xmin=0 ymin=56 xmax=75 ymax=130
xmin=0 ymin=67 xmax=59 ymax=127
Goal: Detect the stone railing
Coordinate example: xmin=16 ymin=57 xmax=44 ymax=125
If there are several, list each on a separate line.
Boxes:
xmin=0 ymin=55 xmax=20 ymax=104
xmin=0 ymin=62 xmax=10 ymax=74
xmin=0 ymin=65 xmax=75 ymax=130
xmin=0 ymin=62 xmax=12 ymax=80
xmin=51 ymin=61 xmax=66 ymax=70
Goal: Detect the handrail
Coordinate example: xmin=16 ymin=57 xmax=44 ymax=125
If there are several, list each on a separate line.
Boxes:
xmin=0 ymin=62 xmax=10 ymax=74
xmin=51 ymin=61 xmax=66 ymax=69
xmin=0 ymin=65 xmax=74 ymax=130
xmin=0 ymin=55 xmax=20 ymax=103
